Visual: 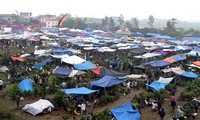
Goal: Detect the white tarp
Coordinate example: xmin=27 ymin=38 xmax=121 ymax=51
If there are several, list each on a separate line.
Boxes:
xmin=157 ymin=77 xmax=173 ymax=83
xmin=69 ymin=70 xmax=86 ymax=77
xmin=171 ymin=67 xmax=185 ymax=75
xmin=68 ymin=49 xmax=82 ymax=54
xmin=188 ymin=64 xmax=200 ymax=69
xmin=34 ymin=49 xmax=51 ymax=55
xmin=20 ymin=53 xmax=31 ymax=58
xmin=61 ymin=55 xmax=86 ymax=64
xmin=51 ymin=54 xmax=69 ymax=59
xmin=22 ymin=99 xmax=54 ymax=116
xmin=162 ymin=67 xmax=185 ymax=75
xmin=0 ymin=66 xmax=9 ymax=73
xmin=134 ymin=53 xmax=161 ymax=59
xmin=98 ymin=47 xmax=116 ymax=52
xmin=119 ymin=74 xmax=146 ymax=79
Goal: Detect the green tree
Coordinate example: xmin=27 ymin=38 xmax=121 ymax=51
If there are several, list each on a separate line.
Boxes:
xmin=8 ymin=83 xmax=22 ymax=100
xmin=148 ymin=15 xmax=155 ymax=28
xmin=28 ymin=18 xmax=40 ymax=24
xmin=125 ymin=21 xmax=132 ymax=30
xmin=131 ymin=17 xmax=139 ymax=28
xmin=61 ymin=17 xmax=75 ymax=28
xmin=109 ymin=17 xmax=115 ymax=31
xmin=118 ymin=14 xmax=124 ymax=26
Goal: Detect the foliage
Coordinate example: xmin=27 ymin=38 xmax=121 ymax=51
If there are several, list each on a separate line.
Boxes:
xmin=1 ymin=54 xmax=10 ymax=65
xmin=0 ymin=113 xmax=15 ymax=120
xmin=153 ymin=89 xmax=167 ymax=100
xmin=33 ymin=84 xmax=43 ymax=97
xmin=92 ymin=109 xmax=112 ymax=120
xmin=180 ymin=79 xmax=200 ymax=101
xmin=8 ymin=83 xmax=22 ymax=100
xmin=148 ymin=15 xmax=155 ymax=28
xmin=46 ymin=74 xmax=60 ymax=93
xmin=181 ymin=105 xmax=194 ymax=117
xmin=131 ymin=99 xmax=140 ymax=108
xmin=98 ymin=95 xmax=117 ymax=105
xmin=53 ymin=89 xmax=66 ymax=110
xmin=180 ymin=92 xmax=195 ymax=101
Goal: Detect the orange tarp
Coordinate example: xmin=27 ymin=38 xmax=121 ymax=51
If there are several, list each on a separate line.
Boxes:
xmin=91 ymin=67 xmax=101 ymax=75
xmin=193 ymin=61 xmax=200 ymax=67
xmin=163 ymin=57 xmax=176 ymax=63
xmin=11 ymin=56 xmax=25 ymax=62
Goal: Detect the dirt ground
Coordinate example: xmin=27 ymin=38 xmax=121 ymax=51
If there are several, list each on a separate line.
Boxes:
xmin=1 ymin=84 xmax=195 ymax=120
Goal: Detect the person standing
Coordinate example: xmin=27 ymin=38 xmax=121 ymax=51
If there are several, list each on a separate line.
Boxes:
xmin=159 ymin=108 xmax=165 ymax=120
xmin=157 ymin=100 xmax=162 ymax=113
xmin=171 ymin=99 xmax=176 ymax=111
xmin=16 ymin=94 xmax=20 ymax=108
xmin=192 ymin=97 xmax=200 ymax=113
xmin=176 ymin=106 xmax=184 ymax=120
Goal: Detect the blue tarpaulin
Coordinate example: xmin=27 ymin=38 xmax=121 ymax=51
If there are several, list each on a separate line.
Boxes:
xmin=62 ymin=87 xmax=97 ymax=95
xmin=146 ymin=81 xmax=168 ymax=90
xmin=153 ymin=51 xmax=168 ymax=56
xmin=53 ymin=49 xmax=72 ymax=55
xmin=42 ymin=58 xmax=53 ymax=63
xmin=53 ymin=66 xmax=72 ymax=76
xmin=34 ymin=62 xmax=46 ymax=71
xmin=146 ymin=33 xmax=160 ymax=37
xmin=183 ymin=37 xmax=200 ymax=41
xmin=130 ymin=44 xmax=139 ymax=48
xmin=18 ymin=78 xmax=33 ymax=91
xmin=145 ymin=60 xmax=171 ymax=67
xmin=153 ymin=35 xmax=176 ymax=40
xmin=74 ymin=61 xmax=97 ymax=70
xmin=171 ymin=55 xmax=185 ymax=61
xmin=133 ymin=32 xmax=144 ymax=37
xmin=90 ymin=75 xmax=124 ymax=88
xmin=109 ymin=61 xmax=118 ymax=67
xmin=111 ymin=101 xmax=141 ymax=120
xmin=181 ymin=72 xmax=198 ymax=79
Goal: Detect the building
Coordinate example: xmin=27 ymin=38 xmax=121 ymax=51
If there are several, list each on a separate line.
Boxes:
xmin=37 ymin=14 xmax=57 ymax=28
xmin=39 ymin=14 xmax=56 ymax=23
xmin=20 ymin=12 xmax=32 ymax=22
xmin=0 ymin=14 xmax=17 ymax=24
xmin=45 ymin=20 xmax=58 ymax=28
xmin=20 ymin=12 xmax=32 ymax=18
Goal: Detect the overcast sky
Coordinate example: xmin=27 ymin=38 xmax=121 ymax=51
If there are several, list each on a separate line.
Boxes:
xmin=0 ymin=0 xmax=199 ymax=21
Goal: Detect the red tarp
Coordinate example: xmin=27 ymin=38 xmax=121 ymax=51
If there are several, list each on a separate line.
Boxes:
xmin=11 ymin=56 xmax=25 ymax=62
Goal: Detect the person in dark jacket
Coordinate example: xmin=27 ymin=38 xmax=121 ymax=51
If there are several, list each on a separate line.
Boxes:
xmin=157 ymin=100 xmax=162 ymax=113
xmin=171 ymin=99 xmax=176 ymax=111
xmin=159 ymin=108 xmax=165 ymax=120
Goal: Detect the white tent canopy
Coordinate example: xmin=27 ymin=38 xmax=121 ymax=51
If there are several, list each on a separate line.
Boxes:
xmin=98 ymin=47 xmax=116 ymax=52
xmin=61 ymin=55 xmax=86 ymax=65
xmin=68 ymin=70 xmax=86 ymax=77
xmin=22 ymin=99 xmax=54 ymax=116
xmin=0 ymin=66 xmax=9 ymax=73
xmin=119 ymin=74 xmax=146 ymax=79
xmin=134 ymin=53 xmax=161 ymax=59
xmin=162 ymin=67 xmax=185 ymax=75
xmin=51 ymin=54 xmax=69 ymax=59
xmin=157 ymin=77 xmax=173 ymax=83
xmin=20 ymin=53 xmax=31 ymax=58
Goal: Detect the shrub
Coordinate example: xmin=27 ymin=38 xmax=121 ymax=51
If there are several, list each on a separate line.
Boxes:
xmin=8 ymin=83 xmax=21 ymax=100
xmin=92 ymin=109 xmax=112 ymax=120
xmin=53 ymin=89 xmax=66 ymax=110
xmin=33 ymin=84 xmax=43 ymax=97
xmin=180 ymin=92 xmax=195 ymax=101
xmin=181 ymin=105 xmax=194 ymax=117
